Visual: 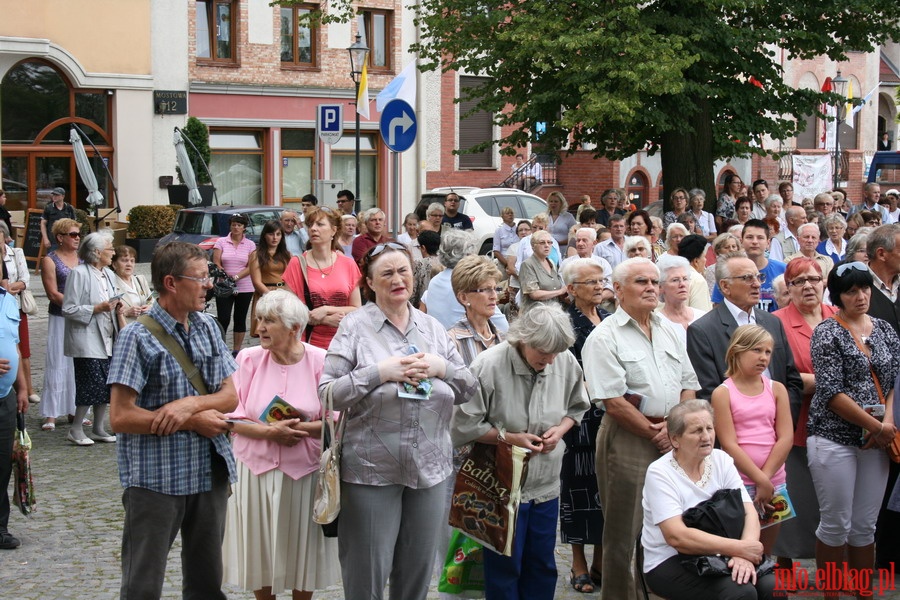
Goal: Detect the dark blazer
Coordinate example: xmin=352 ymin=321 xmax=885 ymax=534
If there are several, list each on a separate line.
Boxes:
xmin=868 ymin=287 xmax=900 ymax=337
xmin=687 ymin=302 xmax=804 ymax=419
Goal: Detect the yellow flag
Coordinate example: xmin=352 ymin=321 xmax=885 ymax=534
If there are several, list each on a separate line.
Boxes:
xmin=845 ymin=80 xmax=854 ymax=129
xmin=357 ymin=62 xmax=370 ymax=119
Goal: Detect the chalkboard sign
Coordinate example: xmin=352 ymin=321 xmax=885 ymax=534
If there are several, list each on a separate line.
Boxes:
xmin=23 ymin=209 xmax=44 ymax=268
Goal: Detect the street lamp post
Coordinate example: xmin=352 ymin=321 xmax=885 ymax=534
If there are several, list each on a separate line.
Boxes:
xmin=348 ymin=33 xmax=369 ymax=215
xmin=832 ymin=70 xmax=848 ymax=190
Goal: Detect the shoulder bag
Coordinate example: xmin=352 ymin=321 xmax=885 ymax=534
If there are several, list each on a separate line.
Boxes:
xmin=9 ymin=248 xmax=36 ymax=315
xmin=313 ymin=381 xmax=344 ymax=537
xmin=833 ymin=314 xmax=900 ymax=462
xmin=136 ymin=314 xmax=208 ymax=395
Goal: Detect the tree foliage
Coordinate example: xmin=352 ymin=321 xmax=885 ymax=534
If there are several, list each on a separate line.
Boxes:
xmin=282 ymin=0 xmax=900 ymax=199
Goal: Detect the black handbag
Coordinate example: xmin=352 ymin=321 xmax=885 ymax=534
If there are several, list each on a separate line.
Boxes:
xmin=679 ymin=488 xmax=776 ymax=578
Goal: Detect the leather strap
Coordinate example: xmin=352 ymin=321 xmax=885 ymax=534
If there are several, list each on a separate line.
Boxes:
xmin=833 ymin=314 xmax=885 ymax=404
xmin=137 ymin=314 xmax=208 ymax=396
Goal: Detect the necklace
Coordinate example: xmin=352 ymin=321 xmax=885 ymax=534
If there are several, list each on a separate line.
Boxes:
xmin=476 ymin=328 xmax=495 ymax=345
xmin=309 ymin=251 xmax=335 ymax=278
xmin=670 ymin=454 xmax=712 ymax=488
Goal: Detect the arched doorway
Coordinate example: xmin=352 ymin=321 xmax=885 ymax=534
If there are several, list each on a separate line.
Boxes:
xmin=1 ymin=59 xmax=113 ymax=213
xmin=626 ymin=170 xmax=649 ymax=209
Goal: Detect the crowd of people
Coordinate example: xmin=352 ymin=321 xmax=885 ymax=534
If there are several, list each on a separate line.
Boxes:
xmin=2 ymin=181 xmax=900 ymax=600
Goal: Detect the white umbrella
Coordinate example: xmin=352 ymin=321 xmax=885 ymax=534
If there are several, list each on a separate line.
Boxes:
xmin=70 ymin=128 xmax=104 ymax=207
xmin=174 ymin=128 xmax=203 ymax=206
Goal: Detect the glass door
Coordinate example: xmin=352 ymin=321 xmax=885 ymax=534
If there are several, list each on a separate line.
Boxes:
xmin=281 ymin=154 xmax=313 ymax=204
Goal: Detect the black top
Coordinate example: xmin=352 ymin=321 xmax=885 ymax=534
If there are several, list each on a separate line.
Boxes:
xmin=442 ymin=213 xmax=474 ymax=230
xmin=42 ymin=201 xmax=76 ymax=237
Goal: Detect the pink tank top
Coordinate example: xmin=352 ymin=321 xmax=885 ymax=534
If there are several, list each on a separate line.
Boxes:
xmin=722 ymin=376 xmax=786 ymax=487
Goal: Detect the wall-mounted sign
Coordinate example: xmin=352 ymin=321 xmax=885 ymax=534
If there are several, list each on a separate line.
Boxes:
xmin=154 ymin=90 xmax=188 ymax=115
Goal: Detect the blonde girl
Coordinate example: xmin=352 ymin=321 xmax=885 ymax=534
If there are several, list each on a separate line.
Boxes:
xmin=712 ymin=324 xmax=793 ymax=554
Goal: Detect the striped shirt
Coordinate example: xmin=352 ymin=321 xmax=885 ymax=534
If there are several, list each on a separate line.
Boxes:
xmin=108 ymin=302 xmax=238 ymax=495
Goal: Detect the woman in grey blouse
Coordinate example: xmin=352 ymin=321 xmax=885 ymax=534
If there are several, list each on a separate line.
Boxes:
xmin=318 ymin=242 xmax=476 ymax=600
xmin=452 ymin=303 xmax=590 ymax=600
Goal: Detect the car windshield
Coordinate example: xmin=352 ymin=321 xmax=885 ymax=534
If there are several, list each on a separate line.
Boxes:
xmin=174 ymin=211 xmax=214 ymax=235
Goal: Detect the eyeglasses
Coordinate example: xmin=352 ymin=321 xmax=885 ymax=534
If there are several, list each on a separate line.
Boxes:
xmin=788 ymin=276 xmax=823 ymax=287
xmin=65 ymin=232 xmax=81 ymax=238
xmin=176 ymin=274 xmax=212 ymax=285
xmin=445 ymin=197 xmax=460 ymax=203
xmin=836 ymin=261 xmax=868 ymax=277
xmin=573 ymin=279 xmax=609 ymax=287
xmin=724 ymin=273 xmax=766 ymax=284
xmin=471 ymin=286 xmax=504 ymax=295
xmin=336 ymin=199 xmax=352 ymax=204
xmin=665 ymin=276 xmax=691 ymax=285
xmin=368 ymin=242 xmax=407 ymax=258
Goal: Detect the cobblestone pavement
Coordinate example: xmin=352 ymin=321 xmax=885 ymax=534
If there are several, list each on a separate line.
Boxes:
xmin=0 ymin=262 xmax=844 ymax=599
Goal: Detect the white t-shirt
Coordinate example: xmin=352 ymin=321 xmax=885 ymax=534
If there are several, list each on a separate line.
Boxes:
xmin=641 ymin=449 xmax=751 ymax=572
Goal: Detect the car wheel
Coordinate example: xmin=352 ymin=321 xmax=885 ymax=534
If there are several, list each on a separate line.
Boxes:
xmin=479 ymin=240 xmax=493 ymax=256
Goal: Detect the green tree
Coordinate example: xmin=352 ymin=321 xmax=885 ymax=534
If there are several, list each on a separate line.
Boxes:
xmin=410 ymin=0 xmax=900 ymax=206
xmin=176 ymin=116 xmax=212 ymax=185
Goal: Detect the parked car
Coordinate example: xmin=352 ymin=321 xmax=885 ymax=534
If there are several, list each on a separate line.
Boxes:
xmin=416 ymin=187 xmax=548 ymax=255
xmin=158 ymin=205 xmax=285 ymax=252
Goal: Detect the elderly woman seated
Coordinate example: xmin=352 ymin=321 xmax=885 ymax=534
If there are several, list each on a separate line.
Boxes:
xmin=641 ymin=400 xmax=776 ymax=600
xmin=624 ymin=235 xmax=652 ymax=259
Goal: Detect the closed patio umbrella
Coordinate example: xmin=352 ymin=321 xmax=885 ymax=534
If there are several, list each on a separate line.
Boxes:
xmin=70 ymin=128 xmax=104 ymax=207
xmin=174 ymin=128 xmax=203 ymax=206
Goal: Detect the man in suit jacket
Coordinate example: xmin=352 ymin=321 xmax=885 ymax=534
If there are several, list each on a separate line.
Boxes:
xmin=687 ymin=254 xmax=803 ymax=414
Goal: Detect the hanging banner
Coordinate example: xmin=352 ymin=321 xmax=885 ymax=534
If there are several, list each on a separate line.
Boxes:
xmin=792 ymin=154 xmax=833 ymax=200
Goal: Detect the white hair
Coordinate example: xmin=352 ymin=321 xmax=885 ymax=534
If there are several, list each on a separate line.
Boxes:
xmin=612 ymin=257 xmax=658 ymax=286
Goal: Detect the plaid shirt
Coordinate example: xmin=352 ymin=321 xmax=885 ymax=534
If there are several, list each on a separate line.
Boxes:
xmin=108 ymin=303 xmax=238 ymax=495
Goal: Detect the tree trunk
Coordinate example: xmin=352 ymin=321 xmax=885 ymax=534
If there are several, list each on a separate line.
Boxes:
xmin=660 ymin=98 xmax=717 ymax=213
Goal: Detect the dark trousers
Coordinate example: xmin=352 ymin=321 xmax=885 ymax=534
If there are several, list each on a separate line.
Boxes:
xmin=0 ymin=389 xmax=15 ymax=532
xmin=646 ymin=555 xmax=776 ymax=600
xmin=483 ymin=498 xmax=559 ymax=600
xmin=120 ymin=454 xmax=229 ymax=600
xmin=215 ymin=292 xmax=252 ymax=334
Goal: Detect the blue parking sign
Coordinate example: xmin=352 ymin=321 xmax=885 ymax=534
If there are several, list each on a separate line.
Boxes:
xmin=317 ymin=104 xmax=343 ymax=145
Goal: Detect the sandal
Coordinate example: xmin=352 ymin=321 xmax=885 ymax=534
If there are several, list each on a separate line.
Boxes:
xmin=590 ymin=566 xmax=603 ymax=587
xmin=570 ymin=569 xmax=594 ymax=593
xmin=41 ymin=421 xmax=56 ymax=432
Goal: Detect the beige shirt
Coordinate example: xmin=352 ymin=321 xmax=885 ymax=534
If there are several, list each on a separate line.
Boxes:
xmin=582 ymin=308 xmax=699 ymax=417
xmin=452 ymin=342 xmax=590 ymax=503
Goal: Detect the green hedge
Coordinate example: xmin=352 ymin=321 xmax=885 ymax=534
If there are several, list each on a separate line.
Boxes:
xmin=127 ymin=205 xmax=179 ymax=239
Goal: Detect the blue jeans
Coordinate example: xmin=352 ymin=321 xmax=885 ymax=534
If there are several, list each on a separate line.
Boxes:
xmin=483 ymin=498 xmax=558 ymax=600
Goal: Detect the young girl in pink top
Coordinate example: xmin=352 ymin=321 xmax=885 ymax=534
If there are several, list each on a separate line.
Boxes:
xmin=712 ymin=324 xmax=793 ymax=554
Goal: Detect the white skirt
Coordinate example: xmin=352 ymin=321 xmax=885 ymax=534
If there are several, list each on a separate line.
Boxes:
xmin=40 ymin=314 xmax=75 ymax=418
xmin=223 ymin=462 xmax=340 ymax=593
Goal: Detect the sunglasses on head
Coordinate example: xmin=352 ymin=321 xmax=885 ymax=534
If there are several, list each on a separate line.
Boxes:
xmin=835 ymin=261 xmax=868 ymax=277
xmin=368 ymin=242 xmax=407 ymax=258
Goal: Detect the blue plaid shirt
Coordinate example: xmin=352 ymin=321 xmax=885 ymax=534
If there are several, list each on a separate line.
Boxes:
xmin=107 ymin=303 xmax=238 ymax=495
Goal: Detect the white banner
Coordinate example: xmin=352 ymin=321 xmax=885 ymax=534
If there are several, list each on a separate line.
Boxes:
xmin=792 ymin=154 xmax=833 ymax=200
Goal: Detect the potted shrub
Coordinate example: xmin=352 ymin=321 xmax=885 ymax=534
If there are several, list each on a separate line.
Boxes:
xmin=126 ymin=205 xmax=178 ymax=262
xmin=169 ymin=116 xmax=216 ymax=206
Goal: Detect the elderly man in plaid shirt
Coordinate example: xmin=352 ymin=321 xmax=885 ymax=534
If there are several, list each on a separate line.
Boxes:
xmin=109 ymin=242 xmax=238 ymax=599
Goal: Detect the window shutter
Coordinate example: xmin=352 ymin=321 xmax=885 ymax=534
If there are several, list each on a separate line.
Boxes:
xmin=458 ymin=76 xmax=493 ymax=168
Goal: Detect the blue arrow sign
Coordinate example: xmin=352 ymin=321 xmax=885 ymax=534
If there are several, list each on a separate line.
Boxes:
xmin=380 ymin=99 xmax=417 ymax=153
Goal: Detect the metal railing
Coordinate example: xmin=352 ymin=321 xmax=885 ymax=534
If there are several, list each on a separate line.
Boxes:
xmin=499 ymin=154 xmax=558 ymax=191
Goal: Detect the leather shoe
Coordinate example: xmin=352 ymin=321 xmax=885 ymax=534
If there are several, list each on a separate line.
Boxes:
xmin=0 ymin=532 xmax=21 ymax=550
xmin=67 ymin=431 xmax=94 ymax=446
xmin=89 ymin=432 xmax=117 ymax=443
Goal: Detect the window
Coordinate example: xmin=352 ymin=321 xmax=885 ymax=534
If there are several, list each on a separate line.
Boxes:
xmin=196 ymin=0 xmax=238 ymax=64
xmin=281 ymin=4 xmax=317 ymax=68
xmin=210 ymin=130 xmax=264 ymax=205
xmin=331 ymin=134 xmax=378 ymax=212
xmin=357 ymin=10 xmax=392 ymax=71
xmin=458 ymin=76 xmax=494 ymax=169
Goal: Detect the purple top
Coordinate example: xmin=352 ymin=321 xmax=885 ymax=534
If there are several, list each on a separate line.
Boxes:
xmin=47 ymin=251 xmax=82 ymax=316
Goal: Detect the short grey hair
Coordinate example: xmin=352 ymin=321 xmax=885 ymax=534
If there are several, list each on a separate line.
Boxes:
xmin=622 ymin=235 xmax=650 ymax=256
xmin=656 ymin=254 xmax=691 ymax=284
xmin=772 ymin=274 xmax=787 ymax=296
xmin=822 ymin=213 xmax=847 ymax=229
xmin=867 ymin=224 xmax=900 ymax=260
xmin=666 ymin=399 xmax=714 ymax=437
xmin=846 ymin=232 xmax=869 ymax=258
xmin=764 ymin=194 xmax=783 ymax=208
xmin=78 ymin=230 xmax=114 ymax=265
xmin=562 ymin=258 xmax=604 ymax=285
xmin=688 ymin=188 xmax=706 ymax=202
xmin=575 ymin=227 xmax=597 ymax=242
xmin=797 ymin=222 xmax=820 ymax=238
xmin=506 ymin=302 xmax=575 ymax=354
xmin=254 ymin=289 xmax=309 ymax=337
xmin=438 ymin=229 xmax=476 ymax=268
xmin=666 ymin=222 xmax=688 ymax=240
xmin=712 ymin=232 xmax=740 ymax=255
xmin=714 ymin=251 xmax=749 ymax=284
xmin=530 ymin=229 xmax=553 ymax=249
xmin=612 ymin=257 xmax=657 ymax=286
xmin=427 ymin=202 xmax=445 ymax=216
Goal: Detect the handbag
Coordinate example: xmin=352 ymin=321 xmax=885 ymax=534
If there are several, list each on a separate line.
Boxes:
xmin=313 ymin=382 xmax=344 ymax=537
xmin=833 ymin=314 xmax=900 ymax=462
xmin=18 ymin=289 xmax=37 ymax=315
xmin=679 ymin=488 xmax=776 ymax=578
